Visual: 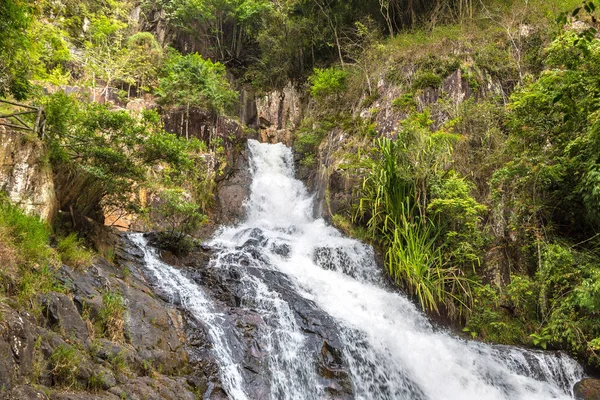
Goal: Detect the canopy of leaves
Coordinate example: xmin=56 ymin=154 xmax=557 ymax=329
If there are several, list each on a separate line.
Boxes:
xmin=495 ymin=31 xmax=600 ymax=236
xmin=0 ymin=0 xmax=33 ymax=99
xmin=158 ymin=51 xmax=238 ymax=114
xmin=43 ymin=92 xmax=205 ymax=217
xmin=308 ymin=67 xmax=348 ymax=100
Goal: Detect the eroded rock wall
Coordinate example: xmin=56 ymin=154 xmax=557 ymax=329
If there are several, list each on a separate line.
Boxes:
xmin=0 ymin=129 xmax=57 ymax=222
xmin=256 ymin=83 xmax=305 ymax=146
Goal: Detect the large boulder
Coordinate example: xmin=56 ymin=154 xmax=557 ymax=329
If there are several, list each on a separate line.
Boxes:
xmin=575 ymin=378 xmax=600 ymax=400
xmin=0 ymin=305 xmax=38 ymax=391
xmin=41 ymin=293 xmax=89 ymax=343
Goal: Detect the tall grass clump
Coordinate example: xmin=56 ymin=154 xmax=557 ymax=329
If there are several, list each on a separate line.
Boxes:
xmin=0 ymin=195 xmax=54 ymax=264
xmin=0 ymin=195 xmax=62 ymax=310
xmin=57 ymin=233 xmax=95 ymax=269
xmin=359 ymin=135 xmax=475 ymax=317
xmin=98 ymin=291 xmax=126 ymax=342
xmin=49 ymin=344 xmax=83 ymax=388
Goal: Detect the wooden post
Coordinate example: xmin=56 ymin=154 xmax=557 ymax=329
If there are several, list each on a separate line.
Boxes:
xmin=34 ymin=107 xmax=44 ymax=138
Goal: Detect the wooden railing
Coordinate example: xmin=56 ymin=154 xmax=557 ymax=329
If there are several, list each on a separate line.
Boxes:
xmin=0 ymin=99 xmax=45 ymax=138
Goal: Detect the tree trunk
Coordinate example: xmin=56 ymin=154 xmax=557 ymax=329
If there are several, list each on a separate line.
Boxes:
xmin=186 ymin=103 xmax=190 ymax=140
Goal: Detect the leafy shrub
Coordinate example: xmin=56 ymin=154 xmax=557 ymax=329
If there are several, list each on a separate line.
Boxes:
xmin=467 ymin=240 xmax=600 ymax=367
xmin=43 ymin=92 xmax=210 ymax=223
xmin=464 ymin=284 xmax=530 ymax=344
xmin=308 ymin=67 xmax=348 ymax=100
xmin=494 ymin=31 xmax=600 ymax=235
xmin=155 ymin=188 xmax=206 ymax=254
xmin=293 ymin=117 xmax=332 ymax=167
xmin=126 ymin=31 xmax=163 ymax=91
xmin=392 ymin=93 xmax=417 ymax=112
xmin=411 ymin=71 xmax=443 ymax=90
xmin=158 ymin=50 xmax=238 ymax=114
xmin=473 ymin=43 xmax=517 ymax=83
xmin=294 ymin=132 xmax=323 ymax=167
xmin=428 ymin=172 xmax=487 ymax=269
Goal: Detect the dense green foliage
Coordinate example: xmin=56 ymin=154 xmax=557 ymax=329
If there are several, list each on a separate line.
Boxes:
xmin=496 ymin=31 xmax=600 ymax=236
xmin=0 ymin=0 xmax=527 ymax=97
xmin=336 ymin=0 xmax=600 ymax=369
xmin=158 ymin=51 xmax=238 ymax=114
xmin=464 ymin=27 xmax=600 ymax=368
xmin=0 ymin=196 xmax=61 ymax=311
xmin=358 ymin=116 xmax=485 ymax=317
xmin=0 ymin=0 xmax=33 ymax=99
xmin=308 ymin=67 xmax=348 ymax=100
xmin=43 ymin=92 xmax=209 ymax=223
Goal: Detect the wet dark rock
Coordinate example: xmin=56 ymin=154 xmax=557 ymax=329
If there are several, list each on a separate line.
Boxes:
xmin=204 ymin=383 xmax=230 ymax=400
xmin=240 ymin=237 xmax=267 ymax=249
xmin=41 ymin=293 xmax=89 ymax=343
xmin=575 ymin=378 xmax=600 ymax=400
xmin=216 ymin=147 xmax=251 ymax=226
xmin=270 ymin=242 xmax=291 ymax=258
xmin=1 ymin=232 xmax=224 ymax=399
xmin=180 ymin=245 xmax=354 ymax=399
xmin=2 ymin=230 xmax=354 ymax=399
xmin=121 ymin=281 xmax=189 ymax=374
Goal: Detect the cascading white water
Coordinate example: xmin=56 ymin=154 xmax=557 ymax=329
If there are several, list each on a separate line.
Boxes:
xmin=129 ymin=234 xmax=250 ymax=400
xmin=210 ymin=140 xmax=583 ymax=400
xmin=133 ymin=139 xmax=584 ymax=400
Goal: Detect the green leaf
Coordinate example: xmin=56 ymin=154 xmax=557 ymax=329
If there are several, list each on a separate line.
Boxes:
xmin=552 ymin=93 xmax=564 ymax=104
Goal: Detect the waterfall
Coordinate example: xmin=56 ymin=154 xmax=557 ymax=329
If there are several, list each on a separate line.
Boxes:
xmin=132 ymin=139 xmax=584 ymax=400
xmin=129 ymin=234 xmax=249 ymax=400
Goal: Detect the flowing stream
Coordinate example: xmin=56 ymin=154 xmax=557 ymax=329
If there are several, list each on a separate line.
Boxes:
xmin=132 ymin=139 xmax=584 ymax=400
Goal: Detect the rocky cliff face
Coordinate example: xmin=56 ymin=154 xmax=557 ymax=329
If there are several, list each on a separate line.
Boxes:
xmin=311 ymin=72 xmax=476 ymax=221
xmin=0 ymin=128 xmax=57 ymax=222
xmin=0 ymin=231 xmax=224 ymax=400
xmin=0 ymin=225 xmax=357 ymax=399
xmin=255 ymin=84 xmax=305 ymax=147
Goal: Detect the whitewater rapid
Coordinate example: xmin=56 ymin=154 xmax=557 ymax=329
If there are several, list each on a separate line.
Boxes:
xmin=134 ymin=139 xmax=584 ymax=399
